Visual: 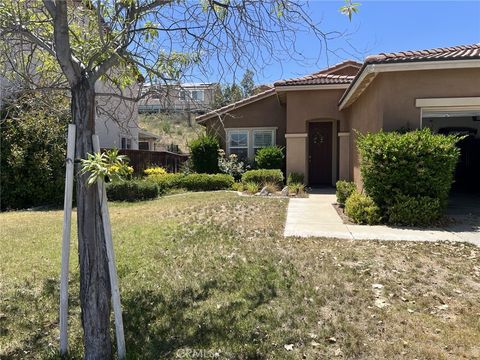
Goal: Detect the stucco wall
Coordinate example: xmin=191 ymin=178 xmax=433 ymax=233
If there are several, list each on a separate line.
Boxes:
xmin=286 ymin=89 xmax=346 ymax=133
xmin=345 ymin=67 xmax=480 ymax=186
xmin=378 ymin=68 xmax=480 ymax=131
xmin=95 ymin=81 xmax=140 ymax=150
xmin=284 ymin=89 xmax=346 ymax=185
xmin=204 ymin=94 xmax=286 ymax=149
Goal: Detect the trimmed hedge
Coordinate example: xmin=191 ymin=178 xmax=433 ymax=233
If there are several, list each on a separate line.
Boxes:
xmin=255 ymin=146 xmax=285 ymax=169
xmin=336 ymin=180 xmax=356 ymax=206
xmin=148 ymin=173 xmax=234 ymax=192
xmin=188 ymin=134 xmax=220 ymax=174
xmin=241 ymin=169 xmax=284 ymax=186
xmin=177 ymin=173 xmax=234 ymax=191
xmin=357 ymin=129 xmax=461 ymax=208
xmin=387 ymin=195 xmax=442 ymax=226
xmin=345 ymin=191 xmax=381 ymax=225
xmin=106 ymin=180 xmax=159 ymax=202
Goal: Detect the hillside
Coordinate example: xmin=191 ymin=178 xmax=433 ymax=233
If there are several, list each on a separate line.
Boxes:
xmin=138 ymin=112 xmax=205 ymax=153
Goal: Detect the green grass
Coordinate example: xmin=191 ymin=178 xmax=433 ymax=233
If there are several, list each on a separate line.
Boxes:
xmin=1 ymin=192 xmax=480 ymax=359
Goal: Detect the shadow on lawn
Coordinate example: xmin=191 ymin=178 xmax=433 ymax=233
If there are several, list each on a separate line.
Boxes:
xmin=122 ymin=278 xmax=280 ymax=359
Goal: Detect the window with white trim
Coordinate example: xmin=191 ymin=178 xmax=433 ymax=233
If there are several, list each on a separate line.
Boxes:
xmin=253 ymin=129 xmax=275 ymax=154
xmin=227 ymin=129 xmax=249 ymax=160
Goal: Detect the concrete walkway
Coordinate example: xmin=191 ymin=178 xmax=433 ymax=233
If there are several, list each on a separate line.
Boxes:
xmin=284 ymin=189 xmax=480 ymax=246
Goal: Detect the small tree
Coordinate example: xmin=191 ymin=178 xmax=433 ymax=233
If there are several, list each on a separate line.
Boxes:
xmin=240 ymin=69 xmax=255 ymax=97
xmin=0 ymin=0 xmax=358 ymax=356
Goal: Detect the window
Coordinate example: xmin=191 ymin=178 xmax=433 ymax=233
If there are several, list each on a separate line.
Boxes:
xmin=226 ymin=128 xmax=276 ymax=159
xmin=139 ymin=141 xmax=149 ymax=150
xmin=190 ymin=90 xmax=204 ymax=101
xmin=121 ymin=137 xmax=132 ymax=150
xmin=227 ymin=130 xmax=249 ymax=160
xmin=253 ymin=129 xmax=274 ymax=154
xmin=179 ymin=90 xmax=187 ymax=101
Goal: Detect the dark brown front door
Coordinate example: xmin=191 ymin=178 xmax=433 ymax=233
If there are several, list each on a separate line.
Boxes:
xmin=308 ymin=122 xmax=332 ymax=185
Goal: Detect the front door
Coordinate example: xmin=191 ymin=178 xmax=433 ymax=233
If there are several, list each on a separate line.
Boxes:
xmin=308 ymin=122 xmax=332 ymax=185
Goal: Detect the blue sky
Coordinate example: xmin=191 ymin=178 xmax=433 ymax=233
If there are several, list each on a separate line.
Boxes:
xmin=215 ymin=1 xmax=480 ymax=85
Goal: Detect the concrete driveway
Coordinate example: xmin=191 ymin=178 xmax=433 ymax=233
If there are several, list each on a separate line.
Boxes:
xmin=284 ymin=189 xmax=480 ymax=246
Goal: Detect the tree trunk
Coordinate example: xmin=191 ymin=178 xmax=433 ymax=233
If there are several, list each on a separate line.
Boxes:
xmin=72 ymin=78 xmax=112 ymax=359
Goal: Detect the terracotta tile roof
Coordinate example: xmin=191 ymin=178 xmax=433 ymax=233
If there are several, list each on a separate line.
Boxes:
xmin=274 ymin=73 xmax=354 ymax=87
xmin=365 ymin=44 xmax=480 ymax=64
xmin=196 ymin=88 xmax=276 ymax=122
xmin=315 ymin=60 xmax=363 ymax=75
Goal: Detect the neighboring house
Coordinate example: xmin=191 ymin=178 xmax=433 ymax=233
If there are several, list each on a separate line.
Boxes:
xmin=197 ymin=44 xmax=480 ymax=191
xmin=138 ymin=82 xmax=217 ymax=114
xmin=0 ymin=74 xmax=158 ymax=152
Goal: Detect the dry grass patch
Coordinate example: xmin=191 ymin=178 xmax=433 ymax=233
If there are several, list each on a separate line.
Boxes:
xmin=1 ymin=192 xmax=479 ymax=359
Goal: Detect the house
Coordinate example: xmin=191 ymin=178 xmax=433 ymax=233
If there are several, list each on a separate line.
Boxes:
xmin=0 ymin=73 xmax=159 ymax=152
xmin=197 ymin=44 xmax=480 ymax=191
xmin=138 ymin=82 xmax=218 ymax=114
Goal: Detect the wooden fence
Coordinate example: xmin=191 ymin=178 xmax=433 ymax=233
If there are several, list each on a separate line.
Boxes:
xmin=103 ymin=149 xmax=189 ymax=174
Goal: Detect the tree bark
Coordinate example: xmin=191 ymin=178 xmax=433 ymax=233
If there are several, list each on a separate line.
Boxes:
xmin=72 ymin=78 xmax=112 ymax=359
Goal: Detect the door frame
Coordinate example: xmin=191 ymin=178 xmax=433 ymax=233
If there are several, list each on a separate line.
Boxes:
xmin=307 ymin=119 xmax=338 ymax=186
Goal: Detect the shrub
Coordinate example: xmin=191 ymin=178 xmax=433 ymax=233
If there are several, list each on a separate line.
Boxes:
xmin=177 ymin=173 xmax=234 ymax=191
xmin=345 ymin=191 xmax=381 ymax=225
xmin=218 ymin=149 xmax=247 ymax=180
xmin=357 ymin=129 xmax=461 ymax=209
xmin=287 ymin=172 xmax=304 ymax=185
xmin=144 ymin=166 xmax=167 ymax=176
xmin=336 ymin=180 xmax=357 ymax=206
xmin=241 ymin=169 xmax=284 ymax=186
xmin=387 ymin=195 xmax=442 ymax=226
xmin=149 ymin=173 xmax=185 ymax=193
xmin=231 ymin=182 xmax=244 ymax=192
xmin=255 ymin=146 xmax=285 ymax=169
xmin=244 ymin=182 xmax=260 ymax=194
xmin=0 ymin=93 xmax=70 ymax=210
xmin=188 ymin=134 xmax=220 ymax=173
xmin=263 ymin=182 xmax=279 ymax=193
xmin=288 ymin=182 xmax=305 ymax=196
xmin=106 ymin=180 xmax=159 ymax=202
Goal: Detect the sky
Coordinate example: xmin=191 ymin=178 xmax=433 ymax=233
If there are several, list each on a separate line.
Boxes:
xmin=217 ymin=0 xmax=480 ymax=85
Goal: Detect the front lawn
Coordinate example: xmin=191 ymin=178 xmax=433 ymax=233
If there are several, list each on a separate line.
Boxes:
xmin=1 ymin=192 xmax=479 ymax=359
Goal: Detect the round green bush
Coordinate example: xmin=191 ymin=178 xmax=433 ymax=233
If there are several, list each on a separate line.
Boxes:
xmin=188 ymin=134 xmax=220 ymax=174
xmin=241 ymin=169 xmax=284 ymax=186
xmin=387 ymin=195 xmax=442 ymax=226
xmin=255 ymin=146 xmax=285 ymax=169
xmin=106 ymin=180 xmax=159 ymax=202
xmin=345 ymin=191 xmax=381 ymax=225
xmin=357 ymin=129 xmax=461 ymax=209
xmin=335 ymin=180 xmax=357 ymax=206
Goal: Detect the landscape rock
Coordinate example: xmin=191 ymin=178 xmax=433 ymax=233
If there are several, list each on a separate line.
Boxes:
xmin=281 ymin=186 xmax=289 ymax=196
xmin=259 ymin=186 xmax=269 ymax=196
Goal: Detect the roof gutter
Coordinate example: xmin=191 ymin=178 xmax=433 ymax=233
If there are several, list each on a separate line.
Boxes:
xmin=339 ymin=59 xmax=480 ymax=110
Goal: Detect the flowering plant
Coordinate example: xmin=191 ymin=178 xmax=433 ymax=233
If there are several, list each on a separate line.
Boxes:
xmin=144 ymin=166 xmax=167 ymax=177
xmin=217 ymin=149 xmax=247 ymax=180
xmin=80 ymin=149 xmax=133 ymax=185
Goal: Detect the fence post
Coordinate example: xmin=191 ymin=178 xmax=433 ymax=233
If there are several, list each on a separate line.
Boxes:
xmin=60 ymin=124 xmax=76 ymax=356
xmin=92 ymin=136 xmax=126 ymax=360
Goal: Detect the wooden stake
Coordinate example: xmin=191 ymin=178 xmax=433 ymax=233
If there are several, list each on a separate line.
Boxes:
xmin=60 ymin=124 xmax=76 ymax=356
xmin=92 ymin=135 xmax=126 ymax=360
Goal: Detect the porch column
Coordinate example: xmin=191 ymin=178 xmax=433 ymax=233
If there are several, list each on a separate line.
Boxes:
xmin=338 ymin=132 xmax=350 ymax=181
xmin=285 ymin=133 xmax=308 ymax=184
